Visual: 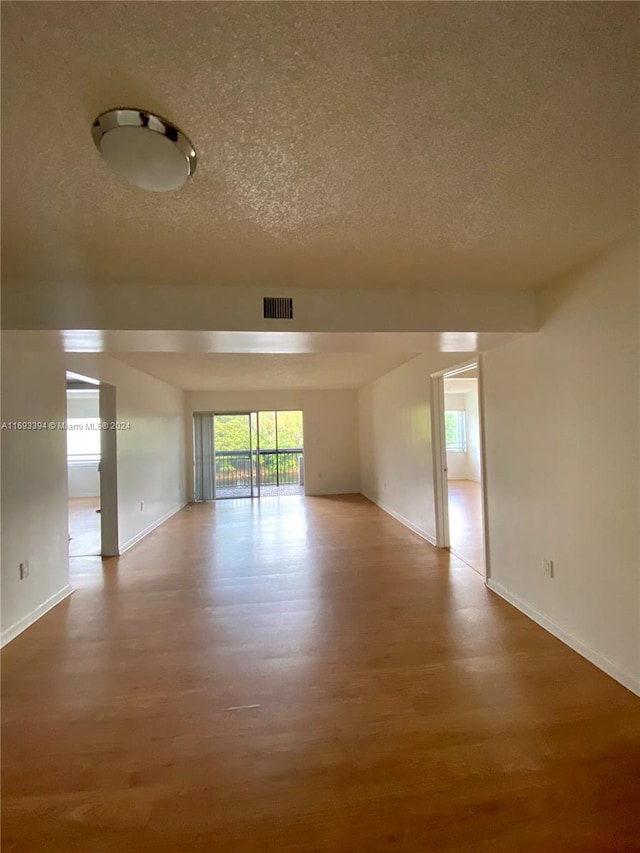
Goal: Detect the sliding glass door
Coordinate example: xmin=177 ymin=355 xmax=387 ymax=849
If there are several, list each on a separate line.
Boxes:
xmin=256 ymin=410 xmax=304 ymax=494
xmin=193 ymin=410 xmax=304 ymax=501
xmin=213 ymin=413 xmax=257 ymax=499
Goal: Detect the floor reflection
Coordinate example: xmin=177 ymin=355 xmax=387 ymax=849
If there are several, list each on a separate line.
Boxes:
xmin=68 ymin=497 xmax=101 ymax=557
xmin=447 ymin=479 xmax=484 ymax=574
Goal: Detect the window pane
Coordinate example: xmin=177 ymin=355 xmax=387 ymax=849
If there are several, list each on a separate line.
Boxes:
xmin=67 ymin=418 xmax=101 ymax=461
xmin=445 ymin=412 xmax=458 ymax=446
xmin=275 ymin=411 xmax=303 ymax=449
xmin=445 ymin=410 xmax=466 ymax=452
xmin=258 ymin=411 xmax=276 ymax=450
xmin=213 ymin=414 xmax=251 ymax=451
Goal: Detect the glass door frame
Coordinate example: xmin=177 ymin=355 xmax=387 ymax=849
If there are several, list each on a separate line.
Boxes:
xmin=212 ymin=411 xmax=261 ymax=500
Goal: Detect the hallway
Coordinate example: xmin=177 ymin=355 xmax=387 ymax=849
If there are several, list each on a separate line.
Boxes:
xmin=2 ymin=496 xmax=639 ymax=851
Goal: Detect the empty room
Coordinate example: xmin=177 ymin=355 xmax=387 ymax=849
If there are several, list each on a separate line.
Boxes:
xmin=1 ymin=2 xmax=639 ymax=851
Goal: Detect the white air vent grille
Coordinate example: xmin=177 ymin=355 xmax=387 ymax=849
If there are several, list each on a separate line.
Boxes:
xmin=263 ymin=297 xmax=293 ymax=319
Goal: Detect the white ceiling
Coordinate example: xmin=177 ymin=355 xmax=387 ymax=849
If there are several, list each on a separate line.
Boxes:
xmin=2 ymin=2 xmax=638 ymax=292
xmin=111 ymin=351 xmax=420 ymax=391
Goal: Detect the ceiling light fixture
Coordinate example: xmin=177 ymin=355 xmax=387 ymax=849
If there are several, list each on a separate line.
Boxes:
xmin=92 ymin=108 xmax=197 ymax=192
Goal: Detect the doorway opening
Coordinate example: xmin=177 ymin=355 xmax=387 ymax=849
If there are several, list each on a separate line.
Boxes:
xmin=66 ymin=373 xmax=119 ymax=557
xmin=431 ymin=362 xmax=487 ymax=576
xmin=193 ymin=410 xmax=304 ymax=501
xmin=66 ymin=379 xmax=101 ymax=556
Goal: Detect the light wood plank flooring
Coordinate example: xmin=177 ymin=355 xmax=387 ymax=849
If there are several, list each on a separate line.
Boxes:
xmin=448 ymin=479 xmax=485 ymax=575
xmin=2 ymin=495 xmax=640 ymax=852
xmin=68 ymin=497 xmax=101 ymax=557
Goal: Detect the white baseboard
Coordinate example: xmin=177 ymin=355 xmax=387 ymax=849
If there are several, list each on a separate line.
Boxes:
xmin=361 ymin=491 xmax=437 ymax=546
xmin=1 ymin=584 xmax=74 ymax=648
xmin=487 ymin=579 xmax=640 ymax=698
xmin=118 ymin=502 xmax=187 ymax=555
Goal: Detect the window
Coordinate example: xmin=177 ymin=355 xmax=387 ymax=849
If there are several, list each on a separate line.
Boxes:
xmin=67 ymin=418 xmax=101 ymax=463
xmin=445 ymin=410 xmax=467 ymax=453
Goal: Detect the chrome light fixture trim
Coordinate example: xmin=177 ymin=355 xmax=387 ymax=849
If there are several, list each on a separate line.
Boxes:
xmin=91 ymin=108 xmax=197 ymax=190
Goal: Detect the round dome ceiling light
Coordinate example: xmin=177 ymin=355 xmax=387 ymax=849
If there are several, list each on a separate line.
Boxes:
xmin=92 ymin=108 xmax=197 ymax=192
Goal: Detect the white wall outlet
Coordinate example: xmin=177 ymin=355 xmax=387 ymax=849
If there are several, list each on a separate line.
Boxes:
xmin=19 ymin=560 xmax=30 ymax=579
xmin=543 ymin=558 xmax=554 ymax=579
xmin=140 ymin=501 xmax=145 ymax=511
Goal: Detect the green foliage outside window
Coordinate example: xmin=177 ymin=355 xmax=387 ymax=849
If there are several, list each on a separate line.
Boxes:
xmin=214 ymin=411 xmax=303 ymax=452
xmin=445 ymin=410 xmax=466 ymax=453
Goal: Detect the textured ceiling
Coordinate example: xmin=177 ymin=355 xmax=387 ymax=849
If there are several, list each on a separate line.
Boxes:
xmin=110 ymin=352 xmax=419 ymax=391
xmin=1 ymin=2 xmax=638 ymax=292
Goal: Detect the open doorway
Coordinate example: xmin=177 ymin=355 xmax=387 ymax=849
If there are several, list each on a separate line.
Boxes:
xmin=66 ymin=379 xmax=101 ymax=556
xmin=66 ymin=373 xmax=119 ymax=557
xmin=193 ymin=410 xmax=305 ymax=501
xmin=432 ymin=362 xmax=487 ymax=576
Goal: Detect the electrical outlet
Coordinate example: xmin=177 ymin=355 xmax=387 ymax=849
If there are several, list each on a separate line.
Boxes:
xmin=543 ymin=558 xmax=554 ymax=579
xmin=19 ymin=560 xmax=30 ymax=579
xmin=140 ymin=501 xmax=144 ymax=511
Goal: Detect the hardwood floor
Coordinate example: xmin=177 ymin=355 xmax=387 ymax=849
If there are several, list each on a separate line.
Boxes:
xmin=448 ymin=479 xmax=485 ymax=575
xmin=68 ymin=497 xmax=101 ymax=557
xmin=2 ymin=495 xmax=640 ymax=852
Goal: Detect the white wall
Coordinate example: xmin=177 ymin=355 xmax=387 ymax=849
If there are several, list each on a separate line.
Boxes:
xmin=66 ymin=389 xmax=100 ymax=418
xmin=67 ymin=462 xmax=100 ymax=498
xmin=359 ymin=236 xmax=640 ymax=694
xmin=483 ymin=237 xmax=639 ymax=694
xmin=185 ymin=390 xmax=360 ymax=498
xmin=67 ymin=463 xmax=100 ymax=499
xmin=66 ymin=389 xmax=100 ymax=498
xmin=466 ymin=382 xmax=481 ymax=483
xmin=3 ymin=281 xmax=537 ymax=334
xmin=359 ymin=352 xmax=462 ymax=542
xmin=66 ymin=355 xmax=187 ymax=553
xmin=1 ymin=347 xmax=72 ymax=645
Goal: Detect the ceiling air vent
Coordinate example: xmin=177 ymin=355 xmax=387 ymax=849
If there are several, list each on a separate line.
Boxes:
xmin=263 ymin=296 xmax=293 ymax=320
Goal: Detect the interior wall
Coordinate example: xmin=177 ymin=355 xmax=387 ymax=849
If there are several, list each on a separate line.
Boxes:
xmin=359 ymin=352 xmax=464 ymax=541
xmin=466 ymin=382 xmax=481 ymax=483
xmin=1 ymin=347 xmax=72 ymax=645
xmin=185 ymin=390 xmax=360 ymax=498
xmin=66 ymin=389 xmax=100 ymax=498
xmin=66 ymin=389 xmax=100 ymax=418
xmin=359 ymin=236 xmax=640 ymax=694
xmin=66 ymin=354 xmax=187 ymax=553
xmin=67 ymin=464 xmax=100 ymax=499
xmin=3 ymin=281 xmax=537 ymax=335
xmin=483 ymin=237 xmax=640 ymax=694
